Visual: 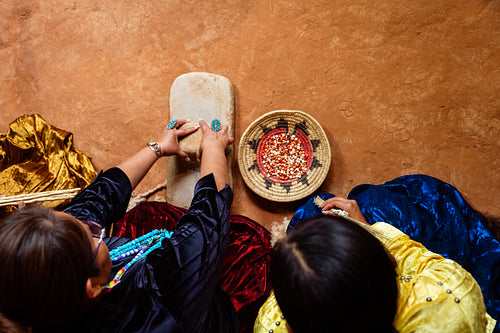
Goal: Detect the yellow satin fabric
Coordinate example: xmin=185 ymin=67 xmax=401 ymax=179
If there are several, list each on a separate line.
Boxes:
xmin=254 ymin=222 xmax=496 ymax=333
xmin=254 ymin=291 xmax=288 ymax=333
xmin=0 ymin=114 xmax=97 ymax=215
xmin=375 ymin=222 xmax=496 ymax=333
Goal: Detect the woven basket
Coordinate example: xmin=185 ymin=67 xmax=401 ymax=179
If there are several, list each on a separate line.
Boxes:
xmin=238 ymin=110 xmax=331 ymax=202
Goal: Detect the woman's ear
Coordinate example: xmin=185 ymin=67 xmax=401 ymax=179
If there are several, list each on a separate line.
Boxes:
xmin=85 ymin=278 xmax=102 ymax=299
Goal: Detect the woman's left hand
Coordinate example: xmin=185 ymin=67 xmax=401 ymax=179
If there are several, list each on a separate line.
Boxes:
xmin=319 ymin=197 xmax=369 ymax=225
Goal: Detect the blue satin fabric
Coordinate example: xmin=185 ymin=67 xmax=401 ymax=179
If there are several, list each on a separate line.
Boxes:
xmin=288 ymin=174 xmax=500 ymax=327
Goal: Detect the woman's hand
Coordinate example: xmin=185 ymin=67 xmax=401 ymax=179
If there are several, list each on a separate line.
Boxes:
xmin=198 ymin=120 xmax=234 ymax=157
xmin=198 ymin=120 xmax=234 ymax=191
xmin=158 ymin=119 xmax=199 ymax=160
xmin=320 ymin=197 xmax=369 ymax=225
xmin=117 ymin=119 xmax=198 ymax=190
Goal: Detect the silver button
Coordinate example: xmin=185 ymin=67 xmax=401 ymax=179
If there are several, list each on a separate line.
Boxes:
xmin=269 ymin=330 xmax=274 ymax=333
xmin=455 ymin=298 xmax=460 ymax=303
xmin=446 ymin=289 xmax=452 ymax=294
xmin=437 ymin=282 xmax=443 ymax=286
xmin=400 ymin=276 xmax=405 ymax=280
xmin=276 ymin=321 xmax=280 ymax=326
xmin=280 ymin=315 xmax=285 ymax=319
xmin=426 ymin=297 xmax=432 ymax=302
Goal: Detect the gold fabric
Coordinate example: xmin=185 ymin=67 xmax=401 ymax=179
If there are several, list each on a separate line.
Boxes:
xmin=254 ymin=222 xmax=497 ymax=333
xmin=0 ymin=114 xmax=97 ymax=215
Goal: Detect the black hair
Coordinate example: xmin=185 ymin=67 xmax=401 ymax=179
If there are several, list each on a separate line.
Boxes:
xmin=0 ymin=206 xmax=99 ymax=330
xmin=0 ymin=313 xmax=32 ymax=333
xmin=271 ymin=215 xmax=398 ymax=333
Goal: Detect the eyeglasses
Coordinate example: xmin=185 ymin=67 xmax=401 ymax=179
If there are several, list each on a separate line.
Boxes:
xmin=92 ymin=228 xmax=106 ymax=260
xmin=80 ymin=219 xmax=106 ymax=260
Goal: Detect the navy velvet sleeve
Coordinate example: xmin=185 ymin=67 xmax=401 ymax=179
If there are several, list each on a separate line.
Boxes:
xmin=147 ymin=173 xmax=233 ymax=330
xmin=62 ymin=167 xmax=132 ymax=228
xmin=103 ymin=173 xmax=235 ymax=332
xmin=78 ymin=174 xmax=237 ymax=333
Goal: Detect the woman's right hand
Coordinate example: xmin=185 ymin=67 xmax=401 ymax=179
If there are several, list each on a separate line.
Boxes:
xmin=320 ymin=197 xmax=369 ymax=225
xmin=198 ymin=120 xmax=234 ymax=157
xmin=197 ymin=120 xmax=234 ymax=190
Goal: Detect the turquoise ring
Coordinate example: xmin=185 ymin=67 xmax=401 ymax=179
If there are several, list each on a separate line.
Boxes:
xmin=211 ymin=119 xmax=221 ymax=131
xmin=166 ymin=119 xmax=177 ymax=130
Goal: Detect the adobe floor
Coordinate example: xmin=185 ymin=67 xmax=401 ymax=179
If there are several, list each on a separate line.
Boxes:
xmin=1 ymin=0 xmax=499 ymax=230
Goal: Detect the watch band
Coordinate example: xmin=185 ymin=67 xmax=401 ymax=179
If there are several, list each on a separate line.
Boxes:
xmin=147 ymin=142 xmax=161 ymax=157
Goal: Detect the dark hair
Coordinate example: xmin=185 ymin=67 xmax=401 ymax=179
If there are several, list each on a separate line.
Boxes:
xmin=0 ymin=206 xmax=99 ymax=330
xmin=0 ymin=313 xmax=32 ymax=333
xmin=271 ymin=215 xmax=398 ymax=333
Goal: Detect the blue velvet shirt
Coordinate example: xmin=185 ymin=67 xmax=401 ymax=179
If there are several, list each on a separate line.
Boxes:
xmin=288 ymin=174 xmax=500 ymax=332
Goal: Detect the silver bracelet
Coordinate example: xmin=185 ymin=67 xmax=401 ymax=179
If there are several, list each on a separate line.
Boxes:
xmin=147 ymin=142 xmax=161 ymax=157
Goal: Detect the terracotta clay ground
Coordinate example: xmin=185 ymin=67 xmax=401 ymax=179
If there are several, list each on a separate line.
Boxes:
xmin=1 ymin=0 xmax=499 ymax=230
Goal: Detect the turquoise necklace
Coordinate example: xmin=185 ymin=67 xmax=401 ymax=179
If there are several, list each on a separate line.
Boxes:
xmin=106 ymin=229 xmax=173 ymax=289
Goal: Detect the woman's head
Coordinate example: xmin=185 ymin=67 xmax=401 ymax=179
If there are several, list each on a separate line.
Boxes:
xmin=271 ymin=215 xmax=398 ymax=333
xmin=0 ymin=206 xmax=104 ymax=329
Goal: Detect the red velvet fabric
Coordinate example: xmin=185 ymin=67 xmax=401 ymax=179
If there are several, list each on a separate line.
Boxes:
xmin=113 ymin=201 xmax=272 ymax=333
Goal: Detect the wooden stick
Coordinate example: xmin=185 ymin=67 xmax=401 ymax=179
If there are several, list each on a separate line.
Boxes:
xmin=0 ymin=188 xmax=80 ymax=207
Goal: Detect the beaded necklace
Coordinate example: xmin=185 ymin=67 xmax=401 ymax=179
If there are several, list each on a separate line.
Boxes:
xmin=105 ymin=229 xmax=173 ymax=289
